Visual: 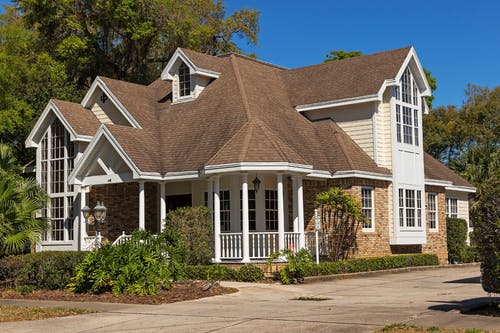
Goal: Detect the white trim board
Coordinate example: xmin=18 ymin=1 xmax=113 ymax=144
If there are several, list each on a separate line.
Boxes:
xmin=161 ymin=48 xmax=221 ymax=81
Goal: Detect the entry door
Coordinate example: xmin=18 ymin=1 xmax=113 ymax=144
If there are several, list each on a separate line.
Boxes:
xmin=166 ymin=194 xmax=192 ymax=212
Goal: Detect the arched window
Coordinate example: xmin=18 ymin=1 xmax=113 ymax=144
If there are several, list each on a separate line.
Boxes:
xmin=178 ymin=62 xmax=191 ymax=97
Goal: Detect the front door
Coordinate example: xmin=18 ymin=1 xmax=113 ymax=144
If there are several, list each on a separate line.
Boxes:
xmin=166 ymin=194 xmax=192 ymax=212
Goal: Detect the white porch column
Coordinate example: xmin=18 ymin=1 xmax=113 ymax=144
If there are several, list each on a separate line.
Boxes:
xmin=297 ymin=176 xmax=305 ymax=249
xmin=79 ymin=186 xmax=88 ymax=250
xmin=160 ymin=182 xmax=166 ymax=231
xmin=213 ymin=175 xmax=221 ymax=262
xmin=207 ymin=178 xmax=213 ymax=221
xmin=139 ymin=181 xmax=145 ymax=230
xmin=241 ymin=174 xmax=250 ymax=262
xmin=277 ymin=174 xmax=285 ymax=250
xmin=292 ymin=177 xmax=298 ymax=232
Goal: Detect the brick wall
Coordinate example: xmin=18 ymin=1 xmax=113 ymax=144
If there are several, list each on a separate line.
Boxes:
xmin=422 ymin=185 xmax=448 ymax=264
xmin=302 ymin=179 xmax=449 ymax=263
xmin=87 ymin=182 xmax=160 ymax=242
xmin=302 ymin=178 xmax=392 ymax=258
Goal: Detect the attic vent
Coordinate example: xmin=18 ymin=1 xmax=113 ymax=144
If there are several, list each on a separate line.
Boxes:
xmin=91 ymin=102 xmax=112 ymax=124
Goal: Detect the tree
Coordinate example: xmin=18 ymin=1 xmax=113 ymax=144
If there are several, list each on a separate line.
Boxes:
xmin=15 ymin=0 xmax=260 ymax=85
xmin=0 ymin=143 xmax=48 ymax=256
xmin=324 ymin=50 xmax=437 ymax=108
xmin=315 ymin=188 xmax=363 ymax=261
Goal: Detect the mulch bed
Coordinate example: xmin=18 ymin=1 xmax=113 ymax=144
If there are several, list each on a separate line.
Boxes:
xmin=0 ymin=281 xmax=238 ymax=305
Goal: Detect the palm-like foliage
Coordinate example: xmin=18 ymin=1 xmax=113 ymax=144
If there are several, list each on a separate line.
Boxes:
xmin=0 ymin=143 xmax=47 ymax=256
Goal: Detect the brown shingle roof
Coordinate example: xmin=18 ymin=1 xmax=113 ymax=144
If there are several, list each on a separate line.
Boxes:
xmin=424 ymin=153 xmax=474 ymax=188
xmin=282 ymin=46 xmax=411 ymax=106
xmin=52 ymin=99 xmax=100 ymax=137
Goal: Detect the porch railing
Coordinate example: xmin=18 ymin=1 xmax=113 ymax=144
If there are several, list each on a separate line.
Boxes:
xmin=304 ymin=232 xmax=330 ymax=257
xmin=83 ymin=233 xmax=103 ymax=251
xmin=220 ymin=231 xmax=301 ymax=260
xmin=112 ymin=231 xmax=133 ymax=246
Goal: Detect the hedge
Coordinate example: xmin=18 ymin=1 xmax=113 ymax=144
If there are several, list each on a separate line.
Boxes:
xmin=184 ymin=264 xmax=264 ymax=282
xmin=446 ymin=217 xmax=468 ymax=263
xmin=307 ymin=254 xmax=439 ymax=277
xmin=0 ymin=251 xmax=87 ymax=290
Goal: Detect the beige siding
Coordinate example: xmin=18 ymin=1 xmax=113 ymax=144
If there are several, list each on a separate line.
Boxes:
xmin=91 ymin=103 xmax=112 ymax=124
xmin=375 ymin=89 xmax=393 ymax=169
xmin=446 ymin=190 xmax=471 ymax=226
xmin=193 ymin=76 xmax=211 ymax=98
xmin=305 ymin=102 xmax=375 ymax=159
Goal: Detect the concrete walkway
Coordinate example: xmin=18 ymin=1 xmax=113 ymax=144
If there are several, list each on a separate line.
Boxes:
xmin=0 ymin=265 xmax=498 ymax=332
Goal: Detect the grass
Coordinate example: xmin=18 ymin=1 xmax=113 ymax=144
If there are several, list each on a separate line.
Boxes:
xmin=0 ymin=305 xmax=95 ymax=322
xmin=291 ymin=296 xmax=331 ymax=301
xmin=377 ymin=323 xmax=494 ymax=333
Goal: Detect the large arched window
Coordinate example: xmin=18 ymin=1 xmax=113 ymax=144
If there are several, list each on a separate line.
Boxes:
xmin=178 ymin=62 xmax=191 ymax=97
xmin=394 ymin=68 xmax=420 ymax=146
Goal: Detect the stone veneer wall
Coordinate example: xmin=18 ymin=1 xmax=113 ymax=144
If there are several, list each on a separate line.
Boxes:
xmin=87 ymin=182 xmax=159 ymax=242
xmin=422 ymin=185 xmax=448 ymax=264
xmin=301 ymin=178 xmax=449 ymax=263
xmin=301 ymin=178 xmax=392 ymax=258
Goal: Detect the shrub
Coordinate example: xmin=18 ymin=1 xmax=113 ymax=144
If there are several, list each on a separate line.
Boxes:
xmin=463 ymin=246 xmax=479 ymax=263
xmin=164 ymin=206 xmax=212 ymax=265
xmin=446 ymin=217 xmax=468 ymax=263
xmin=183 ymin=264 xmax=239 ymax=281
xmin=308 ymin=254 xmax=439 ymax=277
xmin=70 ymin=230 xmax=183 ymax=296
xmin=238 ymin=265 xmax=265 ymax=282
xmin=269 ymin=249 xmax=314 ymax=284
xmin=0 ymin=251 xmax=87 ymax=290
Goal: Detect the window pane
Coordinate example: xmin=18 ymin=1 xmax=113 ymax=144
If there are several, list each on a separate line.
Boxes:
xmin=220 ymin=190 xmax=230 ymax=231
xmin=396 ymin=105 xmax=401 ymax=143
xmin=179 ymin=63 xmax=191 ymax=97
xmin=265 ymin=190 xmax=278 ymax=231
xmin=361 ymin=188 xmax=373 ymax=229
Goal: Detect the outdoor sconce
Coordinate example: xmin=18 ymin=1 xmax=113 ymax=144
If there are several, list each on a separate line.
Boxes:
xmin=81 ymin=201 xmax=107 ymax=249
xmin=252 ymin=176 xmax=261 ymax=193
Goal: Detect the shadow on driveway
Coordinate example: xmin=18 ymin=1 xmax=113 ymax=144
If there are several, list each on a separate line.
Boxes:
xmin=428 ymin=297 xmax=500 ymax=316
xmin=444 ymin=276 xmax=481 ymax=284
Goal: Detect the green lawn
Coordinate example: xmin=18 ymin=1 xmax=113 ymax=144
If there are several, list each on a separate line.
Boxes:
xmin=377 ymin=323 xmax=494 ymax=333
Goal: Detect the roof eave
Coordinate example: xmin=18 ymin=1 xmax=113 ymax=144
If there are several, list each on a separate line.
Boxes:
xmin=160 ymin=48 xmax=221 ymax=81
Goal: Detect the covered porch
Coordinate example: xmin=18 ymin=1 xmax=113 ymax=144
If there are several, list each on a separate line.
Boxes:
xmin=79 ymin=173 xmax=310 ymax=262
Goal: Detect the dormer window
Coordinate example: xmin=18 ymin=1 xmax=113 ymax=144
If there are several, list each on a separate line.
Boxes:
xmin=179 ymin=62 xmax=191 ymax=97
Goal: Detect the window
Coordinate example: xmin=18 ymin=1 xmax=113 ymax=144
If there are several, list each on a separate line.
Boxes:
xmin=361 ymin=187 xmax=374 ymax=231
xmin=240 ymin=190 xmax=256 ymax=231
xmin=428 ymin=193 xmax=437 ymax=231
xmin=178 ymin=62 xmax=191 ymax=97
xmin=220 ymin=190 xmax=230 ymax=232
xmin=39 ymin=119 xmax=76 ymax=242
xmin=398 ymin=188 xmax=423 ymax=228
xmin=395 ymin=67 xmax=419 ymax=146
xmin=265 ymin=190 xmax=278 ymax=231
xmin=446 ymin=198 xmax=458 ymax=218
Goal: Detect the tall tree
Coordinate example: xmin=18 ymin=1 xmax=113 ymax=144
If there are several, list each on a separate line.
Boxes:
xmin=15 ymin=0 xmax=260 ymax=85
xmin=324 ymin=49 xmax=437 ymax=108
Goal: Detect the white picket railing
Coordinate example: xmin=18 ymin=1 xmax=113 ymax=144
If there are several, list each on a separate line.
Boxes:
xmin=220 ymin=233 xmax=242 ymax=259
xmin=284 ymin=232 xmax=300 ymax=253
xmin=112 ymin=231 xmax=133 ymax=245
xmin=249 ymin=232 xmax=279 ymax=259
xmin=83 ymin=233 xmax=103 ymax=251
xmin=305 ymin=232 xmax=330 ymax=257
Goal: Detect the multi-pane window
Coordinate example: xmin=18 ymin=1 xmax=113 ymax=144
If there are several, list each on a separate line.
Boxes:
xmin=361 ymin=187 xmax=374 ymax=231
xmin=395 ymin=67 xmax=419 ymax=146
xmin=39 ymin=119 xmax=76 ymax=242
xmin=220 ymin=190 xmax=231 ymax=232
xmin=398 ymin=188 xmax=423 ymax=228
xmin=428 ymin=193 xmax=437 ymax=231
xmin=240 ymin=190 xmax=256 ymax=231
xmin=446 ymin=198 xmax=458 ymax=218
xmin=178 ymin=62 xmax=191 ymax=97
xmin=265 ymin=190 xmax=278 ymax=231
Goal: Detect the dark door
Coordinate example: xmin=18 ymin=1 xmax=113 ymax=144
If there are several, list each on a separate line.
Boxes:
xmin=166 ymin=194 xmax=192 ymax=212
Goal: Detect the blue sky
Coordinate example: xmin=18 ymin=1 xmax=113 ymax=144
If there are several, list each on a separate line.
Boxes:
xmin=2 ymin=1 xmax=499 ymax=107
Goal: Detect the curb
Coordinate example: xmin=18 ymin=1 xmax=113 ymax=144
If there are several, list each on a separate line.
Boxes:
xmin=303 ymin=262 xmax=481 ymax=284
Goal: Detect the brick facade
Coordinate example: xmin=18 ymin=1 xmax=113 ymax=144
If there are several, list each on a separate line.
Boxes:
xmin=87 ymin=182 xmax=160 ymax=242
xmin=301 ymin=179 xmax=449 ymax=263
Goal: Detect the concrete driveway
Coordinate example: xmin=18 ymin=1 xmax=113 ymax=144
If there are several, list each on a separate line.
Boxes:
xmin=0 ymin=265 xmax=498 ymax=332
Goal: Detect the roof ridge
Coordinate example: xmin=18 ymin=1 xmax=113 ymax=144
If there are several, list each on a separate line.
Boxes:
xmin=327 ymin=121 xmax=356 ymax=170
xmin=230 ymin=55 xmax=252 ymax=122
xmin=206 ymin=122 xmax=251 ymax=165
xmin=219 ymin=52 xmax=287 ymax=70
xmin=255 ymin=120 xmax=306 ymax=163
xmin=286 ymin=46 xmax=412 ymax=73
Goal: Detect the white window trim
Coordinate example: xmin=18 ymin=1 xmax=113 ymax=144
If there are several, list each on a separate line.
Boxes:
xmin=445 ymin=197 xmax=458 ymax=218
xmin=394 ymin=67 xmax=421 ymax=149
xmin=361 ymin=186 xmax=375 ymax=232
xmin=398 ymin=188 xmax=424 ymax=230
xmin=428 ymin=192 xmax=438 ymax=232
xmin=219 ymin=189 xmax=231 ymax=232
xmin=264 ymin=188 xmax=279 ymax=231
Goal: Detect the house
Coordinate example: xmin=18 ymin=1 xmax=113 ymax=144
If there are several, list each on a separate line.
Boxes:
xmin=25 ymin=46 xmax=475 ymax=264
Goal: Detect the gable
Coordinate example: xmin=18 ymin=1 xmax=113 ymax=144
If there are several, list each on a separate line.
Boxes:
xmin=81 ymin=77 xmax=141 ymax=128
